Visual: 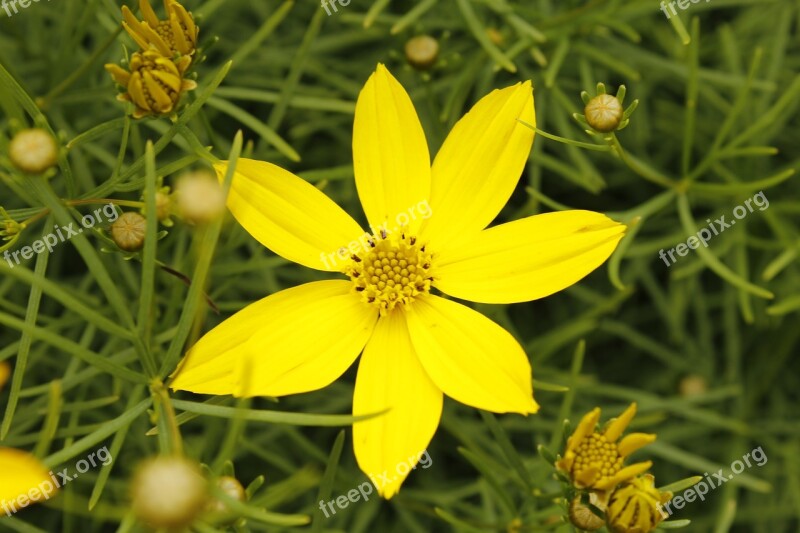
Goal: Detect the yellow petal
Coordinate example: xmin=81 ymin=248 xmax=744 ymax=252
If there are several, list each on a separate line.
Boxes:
xmin=353 ymin=64 xmax=430 ymax=233
xmin=171 ymin=280 xmax=377 ymax=397
xmin=567 ymin=408 xmax=601 ymax=454
xmin=151 ymin=70 xmax=181 ymax=93
xmin=433 ymin=210 xmax=625 ymax=304
xmin=405 ymin=295 xmax=538 ymax=414
xmin=575 ymin=465 xmax=600 ymax=488
xmin=420 ymin=82 xmax=534 ymax=250
xmin=617 ymin=432 xmax=656 ymax=457
xmin=143 ymin=71 xmax=172 ymax=113
xmin=594 ymin=461 xmax=653 ymax=491
xmin=127 ymin=73 xmax=150 ymax=111
xmin=604 ymin=402 xmax=638 ymax=442
xmin=0 ymin=361 xmax=10 ymax=390
xmin=139 ymin=0 xmax=160 ymax=27
xmin=0 ymin=448 xmax=55 ymax=507
xmin=170 ymin=13 xmax=190 ymax=55
xmin=104 ymin=63 xmax=131 ymax=87
xmin=213 ymin=159 xmax=365 ymax=272
xmin=353 ymin=311 xmax=442 ymax=499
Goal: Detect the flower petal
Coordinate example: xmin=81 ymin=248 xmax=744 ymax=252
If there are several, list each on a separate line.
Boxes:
xmin=405 ymin=295 xmax=538 ymax=414
xmin=420 ymin=82 xmax=534 ymax=250
xmin=595 ymin=461 xmax=653 ymax=491
xmin=433 ymin=210 xmax=625 ymax=304
xmin=604 ymin=402 xmax=638 ymax=442
xmin=0 ymin=448 xmax=55 ymax=506
xmin=618 ymin=433 xmax=657 ymax=457
xmin=353 ymin=311 xmax=442 ymax=499
xmin=170 ymin=281 xmax=377 ymax=397
xmin=214 ymin=159 xmax=364 ymax=272
xmin=353 ymin=64 xmax=431 ymax=233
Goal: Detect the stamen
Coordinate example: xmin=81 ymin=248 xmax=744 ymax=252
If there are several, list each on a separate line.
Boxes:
xmin=345 ymin=232 xmax=433 ymax=315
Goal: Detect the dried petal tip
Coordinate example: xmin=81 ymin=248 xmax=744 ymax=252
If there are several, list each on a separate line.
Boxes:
xmin=405 ymin=35 xmax=439 ymax=70
xmin=131 ymin=456 xmax=208 ymax=529
xmin=584 ymin=94 xmax=624 ymax=133
xmin=9 ymin=129 xmax=58 ymax=174
xmin=176 ymin=171 xmax=226 ymax=224
xmin=111 ymin=212 xmax=147 ymax=252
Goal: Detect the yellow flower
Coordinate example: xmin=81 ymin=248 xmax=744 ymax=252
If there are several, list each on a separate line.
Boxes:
xmin=0 ymin=360 xmax=9 ymax=390
xmin=105 ymin=49 xmax=196 ymax=119
xmin=0 ymin=448 xmax=56 ymax=513
xmin=606 ymin=475 xmax=672 ymax=533
xmin=170 ymin=64 xmax=625 ymax=498
xmin=122 ymin=0 xmax=198 ymax=59
xmin=556 ymin=403 xmax=655 ymax=491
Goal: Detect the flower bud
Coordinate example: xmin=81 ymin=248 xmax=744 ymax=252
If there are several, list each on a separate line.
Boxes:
xmin=568 ymin=494 xmax=606 ymax=531
xmin=679 ymin=374 xmax=707 ymax=397
xmin=175 ymin=171 xmax=226 ymax=224
xmin=131 ymin=456 xmax=208 ymax=529
xmin=405 ymin=35 xmax=439 ymax=70
xmin=111 ymin=212 xmax=147 ymax=252
xmin=8 ymin=129 xmax=58 ymax=174
xmin=206 ymin=476 xmax=246 ymax=513
xmin=584 ymin=94 xmax=624 ymax=133
xmin=606 ymin=475 xmax=671 ymax=533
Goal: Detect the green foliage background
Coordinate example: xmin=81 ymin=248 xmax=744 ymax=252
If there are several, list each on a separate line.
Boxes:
xmin=0 ymin=0 xmax=798 ymax=531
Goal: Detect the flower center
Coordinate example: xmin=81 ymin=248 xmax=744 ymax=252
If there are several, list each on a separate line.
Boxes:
xmin=572 ymin=433 xmax=624 ymax=487
xmin=346 ymin=231 xmax=433 ymax=315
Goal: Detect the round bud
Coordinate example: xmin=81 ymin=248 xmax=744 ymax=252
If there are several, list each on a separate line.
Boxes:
xmin=9 ymin=128 xmax=58 ymax=174
xmin=131 ymin=456 xmax=208 ymax=529
xmin=175 ymin=171 xmax=226 ymax=224
xmin=111 ymin=212 xmax=147 ymax=252
xmin=679 ymin=374 xmax=708 ymax=397
xmin=568 ymin=495 xmax=606 ymax=531
xmin=584 ymin=94 xmax=624 ymax=133
xmin=405 ymin=35 xmax=439 ymax=70
xmin=206 ymin=476 xmax=246 ymax=513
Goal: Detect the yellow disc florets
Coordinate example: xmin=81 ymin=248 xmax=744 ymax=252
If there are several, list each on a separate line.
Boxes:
xmin=346 ymin=231 xmax=433 ymax=315
xmin=571 ymin=433 xmax=624 ymax=487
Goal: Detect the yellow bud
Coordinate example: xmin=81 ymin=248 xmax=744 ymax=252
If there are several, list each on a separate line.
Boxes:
xmin=9 ymin=128 xmax=58 ymax=174
xmin=405 ymin=35 xmax=439 ymax=70
xmin=131 ymin=456 xmax=208 ymax=529
xmin=175 ymin=171 xmax=226 ymax=224
xmin=607 ymin=475 xmax=671 ymax=533
xmin=155 ymin=190 xmax=173 ymax=222
xmin=679 ymin=375 xmax=708 ymax=397
xmin=584 ymin=94 xmax=624 ymax=133
xmin=111 ymin=212 xmax=147 ymax=252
